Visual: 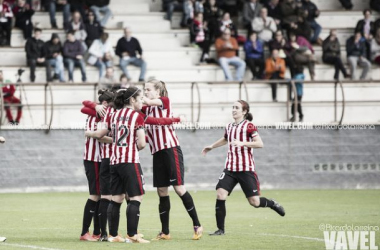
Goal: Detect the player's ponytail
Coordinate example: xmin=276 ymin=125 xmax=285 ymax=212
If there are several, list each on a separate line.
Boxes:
xmin=146 ymin=79 xmax=168 ymax=97
xmin=98 ymin=89 xmax=114 ymax=104
xmin=238 ymin=100 xmax=253 ymax=121
xmin=113 ymin=87 xmax=141 ymax=109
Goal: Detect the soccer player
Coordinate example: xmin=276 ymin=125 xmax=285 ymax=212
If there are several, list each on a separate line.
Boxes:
xmin=85 ymin=87 xmax=149 ymax=243
xmin=143 ymin=79 xmax=203 ymax=240
xmin=202 ymin=100 xmax=285 ymax=236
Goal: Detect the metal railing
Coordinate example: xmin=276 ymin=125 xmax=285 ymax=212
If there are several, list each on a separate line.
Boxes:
xmin=1 ymin=79 xmax=379 ymax=133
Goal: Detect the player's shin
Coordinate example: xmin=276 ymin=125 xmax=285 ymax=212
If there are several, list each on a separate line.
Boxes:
xmin=127 ymin=200 xmax=141 ymax=237
xmin=81 ymin=199 xmax=97 ymax=236
xmin=159 ymin=196 xmax=170 ymax=234
xmin=180 ymin=192 xmax=201 ymax=227
xmin=107 ymin=201 xmax=122 ymax=237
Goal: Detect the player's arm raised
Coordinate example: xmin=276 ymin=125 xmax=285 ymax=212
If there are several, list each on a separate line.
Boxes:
xmin=202 ymin=137 xmax=228 ymax=156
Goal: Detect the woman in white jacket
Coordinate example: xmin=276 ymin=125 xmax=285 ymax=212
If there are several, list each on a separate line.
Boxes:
xmin=88 ymin=32 xmax=115 ymax=79
xmin=251 ymin=7 xmax=277 ymax=42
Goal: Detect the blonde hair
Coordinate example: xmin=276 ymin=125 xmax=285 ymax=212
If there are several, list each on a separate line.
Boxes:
xmin=145 ymin=79 xmax=168 ymax=97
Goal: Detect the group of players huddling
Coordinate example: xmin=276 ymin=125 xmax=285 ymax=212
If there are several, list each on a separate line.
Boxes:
xmin=80 ymin=79 xmax=285 ymax=244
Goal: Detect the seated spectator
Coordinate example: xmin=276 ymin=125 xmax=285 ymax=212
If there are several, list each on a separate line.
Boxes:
xmin=370 ymin=0 xmax=380 ymax=12
xmin=339 ymin=0 xmax=353 ymax=10
xmin=190 ymin=12 xmax=211 ymax=63
xmin=163 ymin=0 xmax=184 ymax=22
xmin=99 ymin=67 xmax=116 ymax=89
xmin=70 ymin=0 xmax=86 ymax=21
xmin=45 ymin=33 xmax=65 ymax=82
xmin=322 ymin=29 xmax=350 ymax=80
xmin=88 ymin=32 xmax=114 ymax=79
xmin=203 ymin=0 xmax=222 ymax=42
xmin=84 ymin=10 xmax=103 ymax=48
xmin=265 ymin=0 xmax=282 ymax=28
xmin=116 ymin=27 xmax=147 ymax=82
xmin=251 ymin=7 xmax=277 ymax=43
xmin=0 ymin=0 xmax=13 ymax=46
xmin=302 ymin=0 xmax=322 ymax=44
xmin=119 ymin=73 xmax=131 ymax=89
xmin=280 ymin=0 xmax=300 ymax=30
xmin=265 ymin=49 xmax=285 ymax=102
xmin=25 ymin=28 xmax=47 ymax=82
xmin=269 ymin=30 xmax=295 ymax=76
xmin=63 ymin=31 xmax=87 ymax=82
xmin=355 ymin=9 xmax=375 ymax=60
xmin=48 ymin=0 xmax=70 ymax=29
xmin=286 ymin=32 xmax=316 ymax=80
xmin=215 ymin=28 xmax=246 ymax=81
xmin=242 ymin=0 xmax=262 ymax=34
xmin=194 ymin=0 xmax=205 ymax=13
xmin=1 ymin=70 xmax=22 ymax=124
xmin=88 ymin=0 xmax=112 ymax=28
xmin=289 ymin=15 xmax=312 ymax=42
xmin=371 ymin=29 xmax=380 ymax=65
xmin=65 ymin=10 xmax=87 ymax=51
xmin=290 ymin=64 xmax=304 ymax=122
xmin=346 ymin=32 xmax=371 ymax=80
xmin=183 ymin=0 xmax=195 ymax=26
xmin=219 ymin=12 xmax=239 ymax=40
xmin=244 ymin=32 xmax=264 ymax=80
xmin=12 ymin=0 xmax=34 ymax=39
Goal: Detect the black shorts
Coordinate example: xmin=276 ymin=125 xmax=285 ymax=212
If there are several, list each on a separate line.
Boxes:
xmin=153 ymin=146 xmax=185 ymax=188
xmin=84 ymin=160 xmax=100 ymax=195
xmin=100 ymin=158 xmax=111 ymax=195
xmin=110 ymin=163 xmax=145 ymax=197
xmin=216 ymin=169 xmax=261 ymax=198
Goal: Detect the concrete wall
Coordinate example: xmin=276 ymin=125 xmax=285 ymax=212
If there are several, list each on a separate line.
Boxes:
xmin=1 ymin=127 xmax=379 ymax=193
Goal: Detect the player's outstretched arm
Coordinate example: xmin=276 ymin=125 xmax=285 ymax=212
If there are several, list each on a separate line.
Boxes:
xmin=0 ymin=137 xmax=5 ymax=144
xmin=231 ymin=134 xmax=264 ymax=148
xmin=85 ymin=127 xmax=108 ymax=140
xmin=202 ymin=137 xmax=228 ymax=156
xmin=142 ymin=96 xmax=163 ymax=106
xmin=98 ymin=136 xmax=112 ymax=144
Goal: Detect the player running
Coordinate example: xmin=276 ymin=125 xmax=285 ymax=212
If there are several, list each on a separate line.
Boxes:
xmin=202 ymin=100 xmax=285 ymax=236
xmin=142 ymin=79 xmax=203 ymax=240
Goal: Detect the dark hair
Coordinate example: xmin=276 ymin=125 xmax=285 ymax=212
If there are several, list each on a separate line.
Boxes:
xmin=363 ymin=9 xmax=372 ymax=15
xmin=34 ymin=28 xmax=42 ymax=33
xmin=67 ymin=30 xmax=75 ymax=36
xmin=101 ymin=32 xmax=109 ymax=40
xmin=120 ymin=73 xmax=127 ymax=81
xmin=113 ymin=86 xmax=141 ymax=109
xmin=98 ymin=89 xmax=114 ymax=103
xmin=238 ymin=100 xmax=253 ymax=121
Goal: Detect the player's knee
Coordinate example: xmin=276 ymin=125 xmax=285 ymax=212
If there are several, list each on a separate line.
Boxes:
xmin=174 ymin=185 xmax=186 ymax=196
xmin=157 ymin=187 xmax=169 ymax=197
xmin=89 ymin=195 xmax=100 ymax=202
xmin=248 ymin=197 xmax=260 ymax=208
xmin=216 ymin=190 xmax=228 ymax=200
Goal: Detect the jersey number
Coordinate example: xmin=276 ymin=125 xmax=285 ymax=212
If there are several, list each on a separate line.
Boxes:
xmin=219 ymin=173 xmax=225 ymax=180
xmin=112 ymin=124 xmax=130 ymax=147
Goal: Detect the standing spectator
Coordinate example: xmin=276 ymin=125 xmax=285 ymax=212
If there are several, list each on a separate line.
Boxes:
xmin=371 ymin=29 xmax=380 ymax=65
xmin=251 ymin=7 xmax=277 ymax=43
xmin=88 ymin=0 xmax=112 ymax=28
xmin=88 ymin=32 xmax=114 ymax=79
xmin=269 ymin=30 xmax=295 ymax=76
xmin=116 ymin=27 xmax=147 ymax=82
xmin=1 ymin=70 xmax=22 ymax=124
xmin=203 ymin=0 xmax=222 ymax=42
xmin=370 ymin=0 xmax=380 ymax=12
xmin=339 ymin=0 xmax=353 ymax=10
xmin=45 ymin=33 xmax=65 ymax=82
xmin=163 ymin=0 xmax=184 ymax=22
xmin=346 ymin=32 xmax=372 ymax=80
xmin=48 ymin=0 xmax=70 ymax=29
xmin=84 ymin=10 xmax=103 ymax=48
xmin=290 ymin=65 xmax=304 ymax=122
xmin=99 ymin=67 xmax=116 ymax=89
xmin=0 ymin=0 xmax=13 ymax=46
xmin=302 ymin=0 xmax=322 ymax=45
xmin=215 ymin=28 xmax=246 ymax=81
xmin=322 ymin=29 xmax=350 ymax=80
xmin=244 ymin=32 xmax=264 ymax=80
xmin=355 ymin=9 xmax=375 ymax=60
xmin=63 ymin=31 xmax=87 ymax=82
xmin=242 ymin=0 xmax=262 ymax=35
xmin=65 ymin=10 xmax=87 ymax=51
xmin=265 ymin=49 xmax=285 ymax=102
xmin=25 ymin=28 xmax=47 ymax=82
xmin=265 ymin=0 xmax=282 ymax=28
xmin=12 ymin=0 xmax=34 ymax=39
xmin=190 ymin=12 xmax=211 ymax=63
xmin=183 ymin=0 xmax=195 ymax=26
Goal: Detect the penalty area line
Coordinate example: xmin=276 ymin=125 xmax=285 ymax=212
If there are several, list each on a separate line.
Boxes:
xmin=0 ymin=243 xmax=68 ymax=250
xmin=258 ymin=233 xmax=325 ymax=242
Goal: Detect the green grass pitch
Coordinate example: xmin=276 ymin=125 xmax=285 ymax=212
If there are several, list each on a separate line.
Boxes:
xmin=0 ymin=190 xmax=379 ymax=250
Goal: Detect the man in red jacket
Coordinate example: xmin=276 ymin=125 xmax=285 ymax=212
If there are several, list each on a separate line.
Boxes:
xmin=1 ymin=70 xmax=22 ymax=124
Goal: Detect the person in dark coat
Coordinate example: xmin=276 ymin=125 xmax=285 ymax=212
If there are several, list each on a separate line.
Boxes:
xmin=346 ymin=32 xmax=371 ymax=80
xmin=84 ymin=10 xmax=103 ymax=48
xmin=45 ymin=33 xmax=65 ymax=82
xmin=12 ymin=0 xmax=34 ymax=39
xmin=25 ymin=28 xmax=48 ymax=82
xmin=355 ymin=9 xmax=375 ymax=60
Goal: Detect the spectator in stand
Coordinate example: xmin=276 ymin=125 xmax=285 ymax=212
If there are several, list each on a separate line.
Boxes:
xmin=339 ymin=0 xmax=353 ymax=10
xmin=63 ymin=31 xmax=87 ymax=82
xmin=70 ymin=0 xmax=87 ymax=23
xmin=84 ymin=10 xmax=103 ymax=48
xmin=1 ymin=70 xmax=22 ymax=124
xmin=195 ymin=0 xmax=205 ymax=13
xmin=290 ymin=64 xmax=304 ymax=122
xmin=215 ymin=28 xmax=246 ymax=81
xmin=269 ymin=30 xmax=295 ymax=76
xmin=219 ymin=12 xmax=238 ymax=39
xmin=48 ymin=0 xmax=70 ymax=29
xmin=322 ymin=29 xmax=350 ymax=80
xmin=119 ymin=74 xmax=131 ymax=88
xmin=0 ymin=0 xmax=13 ymax=46
xmin=265 ymin=0 xmax=282 ymax=28
xmin=251 ymin=7 xmax=277 ymax=43
xmin=302 ymin=0 xmax=322 ymax=45
xmin=265 ymin=49 xmax=285 ymax=102
xmin=25 ymin=28 xmax=47 ymax=82
xmin=355 ymin=9 xmax=375 ymax=60
xmin=116 ymin=27 xmax=147 ymax=82
xmin=99 ymin=67 xmax=116 ymax=89
xmin=371 ymin=28 xmax=380 ymax=65
xmin=346 ymin=31 xmax=371 ymax=80
xmin=280 ymin=0 xmax=300 ymax=31
xmin=203 ymin=0 xmax=222 ymax=42
xmin=163 ymin=0 xmax=184 ymax=23
xmin=88 ymin=32 xmax=114 ymax=79
xmin=244 ymin=32 xmax=264 ymax=80
xmin=370 ymin=0 xmax=380 ymax=12
xmin=183 ymin=0 xmax=195 ymax=26
xmin=65 ymin=10 xmax=87 ymax=51
xmin=13 ymin=0 xmax=34 ymax=39
xmin=220 ymin=0 xmax=241 ymax=17
xmin=289 ymin=15 xmax=312 ymax=43
xmin=45 ymin=33 xmax=65 ymax=82
xmin=242 ymin=0 xmax=262 ymax=35
xmin=190 ymin=12 xmax=211 ymax=63
xmin=88 ymin=0 xmax=112 ymax=28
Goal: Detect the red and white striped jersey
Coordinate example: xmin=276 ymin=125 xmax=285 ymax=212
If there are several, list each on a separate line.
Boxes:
xmin=224 ymin=120 xmax=259 ymax=172
xmin=106 ymin=107 xmax=145 ymax=165
xmin=84 ymin=115 xmax=102 ymax=162
xmin=101 ymin=106 xmax=116 ymax=159
xmin=142 ymin=97 xmax=180 ymax=154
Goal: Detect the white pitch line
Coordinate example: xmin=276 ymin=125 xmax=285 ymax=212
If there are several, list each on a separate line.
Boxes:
xmin=258 ymin=233 xmax=325 ymax=242
xmin=0 ymin=243 xmax=68 ymax=250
